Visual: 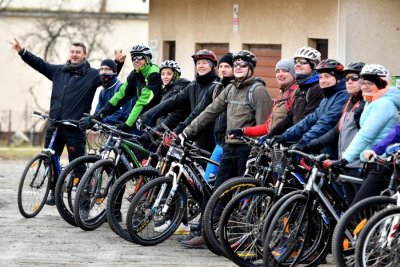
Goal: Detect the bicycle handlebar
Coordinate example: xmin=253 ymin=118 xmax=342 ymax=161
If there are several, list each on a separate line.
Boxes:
xmin=32 ymin=111 xmax=78 ymax=127
xmin=287 ymin=149 xmax=330 ymax=163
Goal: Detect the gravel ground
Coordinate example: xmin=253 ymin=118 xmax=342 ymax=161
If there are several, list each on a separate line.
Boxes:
xmin=0 ymin=160 xmax=335 ymax=267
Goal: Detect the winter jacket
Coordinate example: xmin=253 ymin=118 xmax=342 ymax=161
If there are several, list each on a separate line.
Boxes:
xmin=140 ymin=71 xmax=219 ymax=152
xmin=268 ymin=72 xmax=324 ymax=136
xmin=95 ymin=78 xmax=133 ymax=125
xmin=243 ymin=82 xmax=298 ymax=136
xmin=184 ymin=76 xmax=273 ymax=145
xmin=342 ymin=86 xmax=400 ymax=162
xmin=306 ymin=94 xmax=365 ymax=167
xmin=19 ymin=49 xmax=116 ymax=121
xmin=283 ymin=79 xmax=349 ymax=146
xmin=371 ymin=124 xmax=400 ymax=155
xmin=98 ymin=63 xmax=162 ymax=127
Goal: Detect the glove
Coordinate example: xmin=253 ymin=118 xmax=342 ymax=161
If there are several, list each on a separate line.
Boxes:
xmin=175 ymin=132 xmax=189 ymax=147
xmin=271 ymin=135 xmax=286 ymax=144
xmin=228 ymin=128 xmax=244 ymax=138
xmin=323 ymin=158 xmax=348 ymax=169
xmin=79 ymin=114 xmax=102 ymax=130
xmin=259 ymin=134 xmax=270 ymax=145
xmin=115 ymin=122 xmax=131 ymax=132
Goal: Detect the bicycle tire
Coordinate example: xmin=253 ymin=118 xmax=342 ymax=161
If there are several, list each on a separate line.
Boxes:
xmin=331 ymin=196 xmax=395 ymax=267
xmin=202 ymin=177 xmax=261 ymax=256
xmin=74 ymin=159 xmax=124 ymax=231
xmin=219 ymin=187 xmax=275 ymax=267
xmin=106 ymin=167 xmax=160 ymax=241
xmin=126 ymin=176 xmax=186 ymax=246
xmin=18 ymin=154 xmax=52 ymax=218
xmin=355 ymin=206 xmax=400 ymax=266
xmin=263 ymin=193 xmax=310 ymax=267
xmin=54 ymin=154 xmax=101 ymax=226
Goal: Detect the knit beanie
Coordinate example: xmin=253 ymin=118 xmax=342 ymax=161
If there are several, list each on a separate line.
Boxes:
xmin=275 ymin=58 xmax=295 ymax=78
xmin=218 ymin=53 xmax=234 ymax=67
xmin=100 ymin=59 xmax=117 ymax=73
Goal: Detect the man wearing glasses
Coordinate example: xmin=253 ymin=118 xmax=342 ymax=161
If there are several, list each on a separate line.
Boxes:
xmin=82 ymin=44 xmax=162 ymax=134
xmin=265 ymin=46 xmax=324 ymax=140
xmin=178 ymin=50 xmax=272 ymax=248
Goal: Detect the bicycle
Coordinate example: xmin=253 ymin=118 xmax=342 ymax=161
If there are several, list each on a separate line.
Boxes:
xmin=17 ymin=111 xmax=79 ymax=218
xmin=262 ymin=149 xmax=362 ymax=267
xmin=73 ymin=117 xmax=153 ymax=231
xmin=125 ymin=138 xmax=218 ymax=246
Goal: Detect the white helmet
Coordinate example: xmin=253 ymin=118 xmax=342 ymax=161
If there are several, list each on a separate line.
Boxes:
xmin=160 ymin=60 xmax=181 ymax=75
xmin=293 ymin=46 xmax=321 ymax=63
xmin=360 ymin=64 xmax=390 ymax=82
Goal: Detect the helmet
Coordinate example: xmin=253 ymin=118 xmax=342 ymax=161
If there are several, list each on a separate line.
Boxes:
xmin=360 ymin=64 xmax=390 ymax=81
xmin=344 ymin=62 xmax=365 ymax=75
xmin=232 ymin=50 xmax=257 ymax=69
xmin=191 ymin=49 xmax=218 ymax=66
xmin=316 ymin=59 xmax=344 ymax=72
xmin=129 ymin=44 xmax=152 ymax=59
xmin=159 ymin=60 xmax=181 ymax=75
xmin=293 ymin=46 xmax=321 ymax=63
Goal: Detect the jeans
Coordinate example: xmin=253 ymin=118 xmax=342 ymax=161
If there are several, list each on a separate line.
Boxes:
xmin=203 ymin=144 xmax=223 ymax=183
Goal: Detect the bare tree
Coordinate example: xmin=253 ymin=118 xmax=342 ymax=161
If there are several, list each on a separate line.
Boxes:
xmin=0 ymin=0 xmax=12 ymax=10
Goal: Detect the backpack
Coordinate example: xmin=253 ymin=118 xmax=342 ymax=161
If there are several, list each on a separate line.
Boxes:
xmin=225 ymin=81 xmax=262 ymax=112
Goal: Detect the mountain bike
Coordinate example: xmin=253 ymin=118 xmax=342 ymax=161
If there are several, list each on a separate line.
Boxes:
xmin=17 ymin=111 xmax=79 ymax=218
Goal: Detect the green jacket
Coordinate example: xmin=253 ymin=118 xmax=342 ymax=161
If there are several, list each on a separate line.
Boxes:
xmin=103 ymin=63 xmax=162 ymax=127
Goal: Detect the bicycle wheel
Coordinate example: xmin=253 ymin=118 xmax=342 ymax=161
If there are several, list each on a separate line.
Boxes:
xmin=219 ymin=187 xmax=275 ymax=267
xmin=331 ymin=196 xmax=395 ymax=267
xmin=203 ymin=177 xmax=261 ymax=256
xmin=126 ymin=176 xmax=186 ymax=246
xmin=355 ymin=206 xmax=400 ymax=267
xmin=106 ymin=167 xmax=160 ymax=241
xmin=263 ymin=193 xmax=310 ymax=267
xmin=18 ymin=154 xmax=52 ymax=218
xmin=54 ymin=154 xmax=100 ymax=226
xmin=74 ymin=159 xmax=124 ymax=231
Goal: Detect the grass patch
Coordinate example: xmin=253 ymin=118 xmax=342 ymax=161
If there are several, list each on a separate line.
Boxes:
xmin=0 ymin=146 xmax=42 ymax=160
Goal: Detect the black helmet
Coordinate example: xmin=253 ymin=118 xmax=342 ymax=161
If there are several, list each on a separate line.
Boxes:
xmin=344 ymin=62 xmax=365 ymax=75
xmin=129 ymin=44 xmax=152 ymax=60
xmin=316 ymin=59 xmax=344 ymax=79
xmin=232 ymin=50 xmax=257 ymax=69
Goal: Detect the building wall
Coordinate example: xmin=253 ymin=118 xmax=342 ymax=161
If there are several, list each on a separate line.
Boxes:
xmin=149 ymin=0 xmax=400 ymax=80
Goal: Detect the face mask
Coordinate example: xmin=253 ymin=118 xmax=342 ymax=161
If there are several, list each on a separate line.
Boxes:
xmin=100 ymin=73 xmax=116 ymax=86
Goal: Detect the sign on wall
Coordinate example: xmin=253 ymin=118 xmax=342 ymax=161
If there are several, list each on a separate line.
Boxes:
xmin=233 ymin=4 xmax=239 ymax=33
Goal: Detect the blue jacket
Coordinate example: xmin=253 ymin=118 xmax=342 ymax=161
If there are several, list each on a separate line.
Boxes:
xmin=343 ymin=86 xmax=400 ymax=162
xmin=283 ymin=79 xmax=349 ymax=144
xmin=95 ymin=78 xmax=133 ymax=125
xmin=371 ymin=124 xmax=400 ymax=155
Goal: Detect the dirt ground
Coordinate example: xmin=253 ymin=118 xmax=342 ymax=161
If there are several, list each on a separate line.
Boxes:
xmin=0 ymin=160 xmax=335 ymax=267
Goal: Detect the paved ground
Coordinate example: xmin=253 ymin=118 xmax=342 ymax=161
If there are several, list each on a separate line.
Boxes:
xmin=0 ymin=160 xmax=335 ymax=267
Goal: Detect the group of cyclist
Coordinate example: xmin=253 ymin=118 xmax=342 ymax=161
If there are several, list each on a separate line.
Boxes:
xmin=11 ymin=37 xmax=400 ymax=250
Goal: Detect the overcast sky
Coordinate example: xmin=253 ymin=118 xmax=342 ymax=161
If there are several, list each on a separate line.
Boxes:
xmin=6 ymin=0 xmax=149 ymax=13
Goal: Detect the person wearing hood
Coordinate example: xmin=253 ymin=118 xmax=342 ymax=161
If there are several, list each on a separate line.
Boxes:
xmin=263 ymin=47 xmax=324 ymax=140
xmin=179 ymin=50 xmax=273 ymax=248
xmin=324 ymin=64 xmax=400 ymax=205
xmin=10 ymin=38 xmax=125 ymax=205
xmin=95 ymin=59 xmax=133 ymax=125
xmin=271 ymin=59 xmax=349 ymax=156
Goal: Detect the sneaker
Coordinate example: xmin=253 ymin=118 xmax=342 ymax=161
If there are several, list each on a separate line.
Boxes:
xmin=177 ymin=231 xmax=198 ymax=242
xmin=154 ymin=220 xmax=171 ymax=232
xmin=174 ymin=223 xmax=191 ymax=235
xmin=181 ymin=235 xmax=207 ymax=249
xmin=45 ymin=190 xmax=55 ymax=206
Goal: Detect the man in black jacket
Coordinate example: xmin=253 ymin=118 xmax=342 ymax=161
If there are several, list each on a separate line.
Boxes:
xmin=10 ymin=38 xmax=125 ymax=204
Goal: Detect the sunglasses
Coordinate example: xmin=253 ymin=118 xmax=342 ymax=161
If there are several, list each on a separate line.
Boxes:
xmin=233 ymin=61 xmax=249 ymax=68
xmin=294 ymin=59 xmax=309 ymax=65
xmin=345 ymin=74 xmax=360 ymax=82
xmin=131 ymin=55 xmax=145 ymax=61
